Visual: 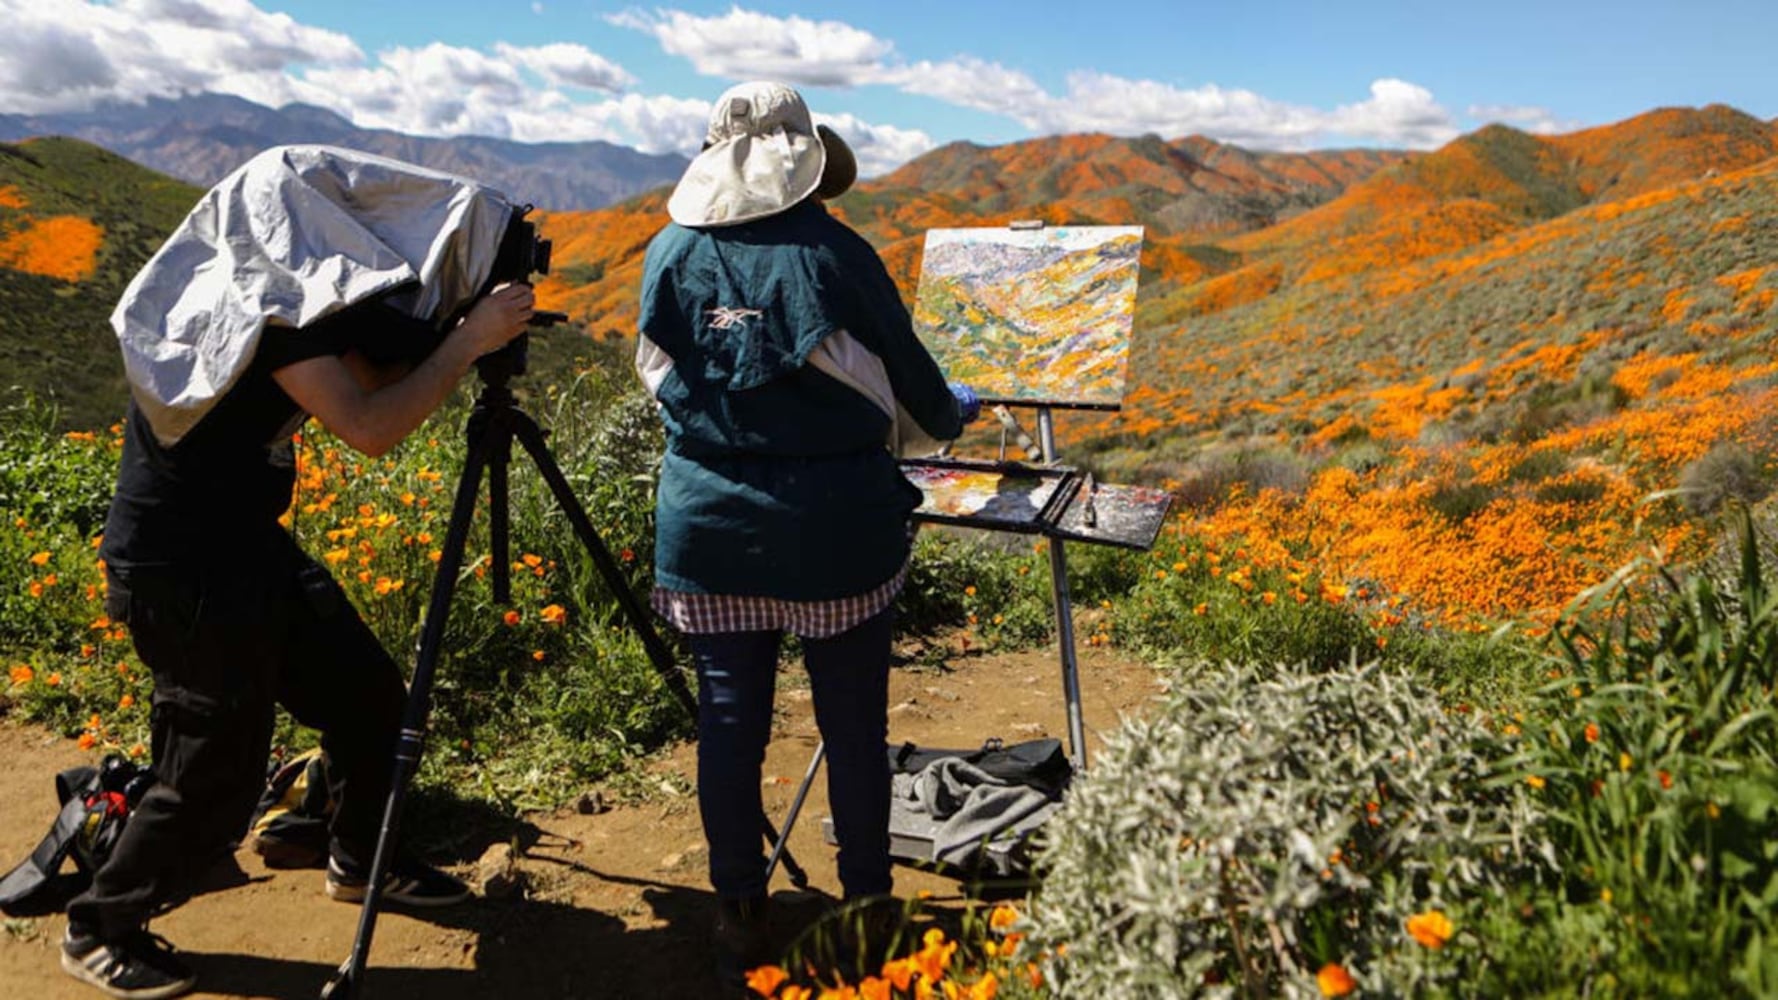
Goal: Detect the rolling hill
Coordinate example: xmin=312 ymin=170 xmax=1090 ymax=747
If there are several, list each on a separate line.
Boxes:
xmin=0 ymin=138 xmax=198 ymax=430
xmin=526 ymin=103 xmax=1778 ymax=624
xmin=531 ymin=133 xmax=1406 ymax=337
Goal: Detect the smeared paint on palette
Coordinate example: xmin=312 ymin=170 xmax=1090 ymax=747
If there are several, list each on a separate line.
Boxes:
xmin=902 ymin=465 xmax=1064 ymax=526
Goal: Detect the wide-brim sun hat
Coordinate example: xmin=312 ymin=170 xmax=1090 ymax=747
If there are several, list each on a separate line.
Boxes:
xmin=668 ymin=81 xmax=856 ymax=228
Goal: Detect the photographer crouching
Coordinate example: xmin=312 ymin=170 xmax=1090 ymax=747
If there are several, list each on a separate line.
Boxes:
xmin=60 ymin=147 xmax=535 ymax=1000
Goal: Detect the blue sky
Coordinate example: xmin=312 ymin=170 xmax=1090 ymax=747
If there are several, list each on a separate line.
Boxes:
xmin=4 ymin=1 xmax=1774 ymax=175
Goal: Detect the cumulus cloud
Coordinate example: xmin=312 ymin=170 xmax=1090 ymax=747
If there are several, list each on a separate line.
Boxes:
xmin=1329 ymin=79 xmax=1457 ymax=147
xmin=895 ymin=64 xmax=1457 ymax=150
xmin=0 ymin=0 xmax=690 ymax=153
xmin=617 ymin=6 xmax=1467 ymax=151
xmin=0 ymin=0 xmax=1497 ymax=177
xmin=1467 ymin=103 xmax=1581 ymax=135
xmin=495 ymin=42 xmax=635 ymax=92
xmin=0 ymin=20 xmax=119 ymax=110
xmin=0 ymin=0 xmax=361 ymax=113
xmin=607 ymin=6 xmax=893 ymax=87
xmin=500 ymin=93 xmax=714 ymax=154
xmin=816 ymin=112 xmax=936 ymax=177
xmin=889 ymin=57 xmax=1049 ymax=120
xmin=293 ymin=43 xmax=532 ymax=137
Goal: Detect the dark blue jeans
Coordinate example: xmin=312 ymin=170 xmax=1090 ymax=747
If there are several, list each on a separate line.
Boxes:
xmin=689 ymin=607 xmax=893 ymax=901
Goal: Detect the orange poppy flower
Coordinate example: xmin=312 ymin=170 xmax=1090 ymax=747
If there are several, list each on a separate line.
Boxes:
xmin=1405 ymin=910 xmax=1453 ymax=949
xmin=1317 ymin=963 xmax=1356 ymax=997
xmin=745 ymin=964 xmax=788 ymax=997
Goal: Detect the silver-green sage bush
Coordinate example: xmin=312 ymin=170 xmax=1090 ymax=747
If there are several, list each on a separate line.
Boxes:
xmin=1024 ymin=658 xmax=1552 ymax=998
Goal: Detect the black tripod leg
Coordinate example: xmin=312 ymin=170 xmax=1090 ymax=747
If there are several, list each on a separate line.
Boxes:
xmin=506 ymin=414 xmax=811 ymax=889
xmin=489 ymin=436 xmax=511 ymax=604
xmin=321 ymin=428 xmax=495 ymax=1000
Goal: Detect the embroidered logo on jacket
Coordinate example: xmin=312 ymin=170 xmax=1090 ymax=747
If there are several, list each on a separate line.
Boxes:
xmin=706 ymin=306 xmax=764 ymax=331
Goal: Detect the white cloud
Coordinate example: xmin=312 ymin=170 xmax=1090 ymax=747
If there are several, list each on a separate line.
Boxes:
xmin=616 ymin=7 xmax=1464 ymax=151
xmin=0 ymin=0 xmax=1498 ymax=179
xmin=889 ymin=69 xmax=1457 ymax=150
xmin=291 ymin=43 xmax=532 ymax=137
xmin=0 ymin=0 xmax=361 ymax=113
xmin=501 ymin=93 xmax=713 ymax=154
xmin=1467 ymin=103 xmax=1581 ymax=135
xmin=0 ymin=0 xmax=682 ymax=153
xmin=608 ymin=6 xmax=894 ymax=87
xmin=889 ymin=57 xmax=1049 ymax=120
xmin=816 ymin=112 xmax=935 ymax=177
xmin=495 ymin=42 xmax=635 ymax=92
xmin=1329 ymin=79 xmax=1457 ymax=147
xmin=1038 ymin=72 xmax=1326 ymax=144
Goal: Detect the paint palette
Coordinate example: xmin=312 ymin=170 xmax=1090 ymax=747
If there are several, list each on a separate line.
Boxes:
xmin=900 ymin=459 xmax=1079 ymax=533
xmin=1051 ymin=481 xmax=1173 ymax=551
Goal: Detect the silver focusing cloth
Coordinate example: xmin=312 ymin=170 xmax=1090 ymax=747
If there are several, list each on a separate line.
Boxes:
xmin=111 ymin=144 xmax=515 ymax=445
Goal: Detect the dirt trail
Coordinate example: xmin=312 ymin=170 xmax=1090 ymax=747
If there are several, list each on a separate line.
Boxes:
xmin=0 ymin=644 xmax=1164 ymax=999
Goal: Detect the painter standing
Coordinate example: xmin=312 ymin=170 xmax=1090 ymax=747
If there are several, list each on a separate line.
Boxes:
xmin=635 ymin=81 xmax=981 ymax=992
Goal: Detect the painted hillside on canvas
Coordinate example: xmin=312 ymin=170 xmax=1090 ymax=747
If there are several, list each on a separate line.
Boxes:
xmin=912 ymin=226 xmax=1143 ymax=407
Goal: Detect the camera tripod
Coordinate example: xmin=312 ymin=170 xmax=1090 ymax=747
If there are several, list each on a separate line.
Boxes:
xmin=322 ymin=336 xmax=808 ymax=1000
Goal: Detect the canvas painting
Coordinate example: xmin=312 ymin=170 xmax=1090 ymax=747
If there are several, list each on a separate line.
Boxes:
xmin=913 ymin=225 xmax=1144 ymax=407
xmin=901 ymin=464 xmax=1067 ymax=528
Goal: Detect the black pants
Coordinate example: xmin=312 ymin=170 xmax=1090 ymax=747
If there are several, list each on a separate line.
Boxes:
xmin=67 ymin=533 xmax=407 ymax=940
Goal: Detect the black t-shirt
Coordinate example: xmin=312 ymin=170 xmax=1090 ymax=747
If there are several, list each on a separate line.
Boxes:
xmin=101 ymin=304 xmax=441 ymax=569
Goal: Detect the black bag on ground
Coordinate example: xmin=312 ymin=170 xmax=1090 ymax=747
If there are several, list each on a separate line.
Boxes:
xmin=0 ymin=755 xmax=154 ymax=914
xmin=890 ymin=737 xmax=1073 ymax=799
xmin=868 ymin=737 xmax=1074 ymax=876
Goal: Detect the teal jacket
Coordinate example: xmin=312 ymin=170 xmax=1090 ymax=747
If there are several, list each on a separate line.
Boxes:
xmin=637 ymin=200 xmax=963 ymax=599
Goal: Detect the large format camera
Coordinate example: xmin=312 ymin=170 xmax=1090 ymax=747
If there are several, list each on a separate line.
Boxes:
xmin=478 ymin=206 xmax=568 ymax=381
xmin=490 ymin=205 xmax=554 ymax=286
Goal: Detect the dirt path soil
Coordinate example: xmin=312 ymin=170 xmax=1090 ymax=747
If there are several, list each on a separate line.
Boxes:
xmin=0 ymin=643 xmax=1164 ymax=999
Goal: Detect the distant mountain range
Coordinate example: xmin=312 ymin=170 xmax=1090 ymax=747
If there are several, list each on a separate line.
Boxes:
xmin=0 ymin=93 xmax=687 ymax=212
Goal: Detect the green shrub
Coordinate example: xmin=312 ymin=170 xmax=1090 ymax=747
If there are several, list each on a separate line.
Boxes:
xmin=1497 ymin=513 xmax=1778 ymax=995
xmin=1025 ymin=658 xmax=1551 ymax=999
xmin=0 ymin=393 xmax=118 ymax=535
xmin=899 ymin=531 xmax=1054 ymax=649
xmin=1504 ymin=449 xmax=1569 ymax=485
xmin=1678 ymin=441 xmax=1768 ymax=516
xmin=1425 ymin=480 xmax=1498 ymax=524
xmin=1175 ymin=445 xmax=1311 ymax=511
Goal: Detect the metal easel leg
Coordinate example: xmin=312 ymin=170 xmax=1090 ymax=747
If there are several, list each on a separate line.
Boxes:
xmin=1035 ymin=406 xmax=1087 ymax=769
xmin=764 ymin=741 xmax=825 ymax=884
xmin=1047 ymin=538 xmax=1088 ymax=770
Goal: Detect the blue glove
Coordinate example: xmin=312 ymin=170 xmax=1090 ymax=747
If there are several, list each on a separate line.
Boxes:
xmin=949 ymin=382 xmax=982 ymax=425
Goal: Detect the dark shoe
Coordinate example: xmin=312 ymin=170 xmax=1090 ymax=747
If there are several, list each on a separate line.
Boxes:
xmin=60 ymin=924 xmax=197 ymax=1000
xmin=714 ymin=894 xmax=773 ymax=996
xmin=325 ymin=856 xmax=471 ymax=907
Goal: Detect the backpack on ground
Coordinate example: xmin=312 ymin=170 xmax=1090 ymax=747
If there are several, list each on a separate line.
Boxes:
xmin=247 ymin=747 xmax=336 ymax=869
xmin=0 ymin=755 xmax=155 ymax=914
